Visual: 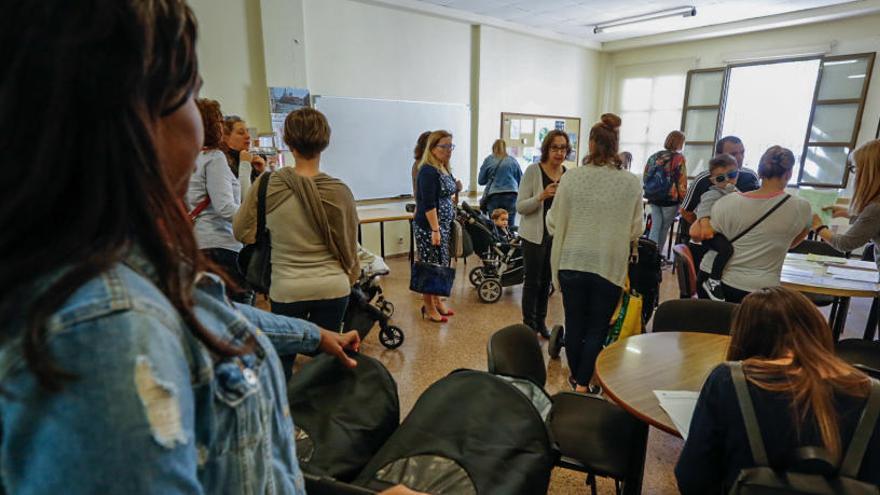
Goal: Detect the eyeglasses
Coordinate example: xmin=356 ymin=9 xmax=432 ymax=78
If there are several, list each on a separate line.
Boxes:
xmin=711 ymin=170 xmax=738 ymax=183
xmin=436 ymin=144 xmax=456 ymax=151
xmin=549 ymin=145 xmax=569 ymax=152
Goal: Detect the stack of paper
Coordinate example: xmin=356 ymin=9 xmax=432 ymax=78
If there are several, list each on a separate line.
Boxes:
xmin=827 ymin=266 xmax=879 ymax=283
xmin=654 ymin=390 xmax=700 ymax=439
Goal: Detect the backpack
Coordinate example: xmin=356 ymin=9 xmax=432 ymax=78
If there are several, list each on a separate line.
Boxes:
xmin=728 ymin=361 xmax=880 ymax=495
xmin=643 ymin=151 xmax=680 ymax=202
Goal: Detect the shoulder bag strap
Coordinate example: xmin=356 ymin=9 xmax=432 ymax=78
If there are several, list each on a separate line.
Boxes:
xmin=840 ymin=379 xmax=880 ymax=477
xmin=729 ymin=194 xmax=792 ymax=244
xmin=730 ymin=361 xmax=770 ymax=467
xmin=256 ymin=172 xmax=272 ymax=241
xmin=189 ymin=197 xmax=211 ymax=221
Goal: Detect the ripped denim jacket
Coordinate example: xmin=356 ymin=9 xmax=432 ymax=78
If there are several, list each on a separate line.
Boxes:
xmin=0 ymin=253 xmax=320 ymax=494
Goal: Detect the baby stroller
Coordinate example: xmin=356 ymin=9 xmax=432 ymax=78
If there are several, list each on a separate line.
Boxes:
xmin=459 ymin=202 xmax=525 ymax=303
xmin=342 ymin=247 xmax=404 ymax=349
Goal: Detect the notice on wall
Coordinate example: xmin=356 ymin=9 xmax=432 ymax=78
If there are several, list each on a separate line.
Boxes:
xmin=268 ymin=87 xmax=310 ymax=151
xmin=510 ymin=119 xmax=521 ymax=140
xmin=521 ymin=119 xmax=534 ymax=134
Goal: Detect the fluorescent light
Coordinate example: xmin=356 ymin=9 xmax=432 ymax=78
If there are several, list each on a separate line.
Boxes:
xmin=824 ymin=60 xmax=858 ymax=66
xmin=593 ymin=6 xmax=696 ymax=34
xmin=848 ymin=74 xmax=866 ymax=79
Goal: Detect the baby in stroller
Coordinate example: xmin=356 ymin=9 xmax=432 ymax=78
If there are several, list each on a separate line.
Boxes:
xmin=341 ymin=246 xmax=404 ymax=349
xmin=460 ymin=202 xmax=525 ymax=303
xmin=489 ymin=208 xmax=519 ymax=247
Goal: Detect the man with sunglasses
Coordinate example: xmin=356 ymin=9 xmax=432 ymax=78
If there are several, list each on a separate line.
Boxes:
xmin=689 ymin=154 xmax=740 ymax=300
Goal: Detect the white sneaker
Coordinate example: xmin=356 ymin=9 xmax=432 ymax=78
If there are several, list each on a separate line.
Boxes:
xmin=702 ymin=278 xmax=726 ymax=301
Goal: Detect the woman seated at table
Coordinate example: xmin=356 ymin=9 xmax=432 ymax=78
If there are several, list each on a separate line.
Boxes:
xmin=812 ymin=139 xmax=880 ymax=269
xmin=675 ymin=287 xmax=880 ymax=493
xmin=696 ymin=146 xmax=812 ymax=303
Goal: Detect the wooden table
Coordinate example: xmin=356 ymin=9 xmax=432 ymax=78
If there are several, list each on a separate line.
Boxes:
xmin=595 ymin=332 xmax=730 ymax=437
xmin=357 ymin=207 xmax=414 ymax=258
xmin=781 ymin=253 xmax=880 ymax=339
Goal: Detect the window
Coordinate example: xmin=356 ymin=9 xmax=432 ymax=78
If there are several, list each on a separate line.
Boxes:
xmin=617 ymin=71 xmax=687 ymax=176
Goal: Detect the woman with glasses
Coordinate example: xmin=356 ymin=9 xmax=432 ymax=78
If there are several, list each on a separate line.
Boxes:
xmin=643 ymin=130 xmax=688 ymax=259
xmin=812 ymin=140 xmax=880 ymax=269
xmin=516 ymin=129 xmax=570 ymax=339
xmin=413 ymin=130 xmax=461 ymax=322
xmin=546 ymin=114 xmax=644 ymax=393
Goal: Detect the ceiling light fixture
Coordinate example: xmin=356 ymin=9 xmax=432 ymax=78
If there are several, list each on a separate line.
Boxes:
xmin=592 ymin=6 xmax=697 ymax=34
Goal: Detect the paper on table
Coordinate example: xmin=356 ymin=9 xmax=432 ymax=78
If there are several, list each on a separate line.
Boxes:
xmin=827 ymin=266 xmax=879 ymax=283
xmin=654 ymin=390 xmax=700 ymax=439
xmin=805 ymin=253 xmax=846 ymax=264
xmin=797 ymin=188 xmax=839 ymax=225
xmin=781 ymin=266 xmax=815 ymax=278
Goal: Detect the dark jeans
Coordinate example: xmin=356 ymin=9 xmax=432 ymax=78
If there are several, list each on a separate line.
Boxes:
xmin=486 ymin=192 xmax=518 ymax=226
xmin=201 ymin=248 xmax=253 ymax=304
xmin=558 ymin=270 xmax=622 ymax=386
xmin=703 ymin=233 xmax=734 ymax=280
xmin=521 ymin=235 xmax=553 ymax=334
xmin=688 ymin=241 xmax=707 ymax=273
xmin=271 ymin=295 xmax=350 ymax=381
xmin=696 ymin=270 xmax=750 ymax=303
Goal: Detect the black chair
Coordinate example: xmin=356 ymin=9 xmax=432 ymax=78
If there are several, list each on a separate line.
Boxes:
xmin=548 ymin=392 xmax=649 ymax=495
xmin=789 ymin=240 xmax=846 ymax=316
xmin=652 ymin=299 xmax=737 ymax=335
xmin=836 ymin=339 xmax=880 ymax=379
xmin=487 ymin=323 xmax=546 ymax=388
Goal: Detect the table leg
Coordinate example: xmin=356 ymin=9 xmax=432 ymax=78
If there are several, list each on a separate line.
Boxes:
xmin=864 ymin=297 xmax=879 ymax=341
xmin=379 ymin=222 xmax=386 ymax=258
xmin=357 ymin=224 xmax=362 ymax=245
xmin=832 ymin=297 xmax=851 ymax=342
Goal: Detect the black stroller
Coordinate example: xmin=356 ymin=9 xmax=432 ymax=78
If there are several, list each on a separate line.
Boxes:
xmin=458 ymin=202 xmax=525 ymax=303
xmin=342 ymin=247 xmax=404 ymax=349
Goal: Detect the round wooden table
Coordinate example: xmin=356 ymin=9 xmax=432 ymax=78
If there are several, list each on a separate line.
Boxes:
xmin=595 ymin=332 xmax=730 ymax=437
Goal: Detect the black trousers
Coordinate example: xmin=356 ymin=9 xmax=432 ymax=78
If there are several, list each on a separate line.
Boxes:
xmin=521 ymin=235 xmax=553 ymax=333
xmin=201 ymin=248 xmax=253 ymax=304
xmin=696 ymin=270 xmax=750 ymax=303
xmin=703 ymin=234 xmax=734 ymax=280
xmin=271 ymin=295 xmax=350 ymax=381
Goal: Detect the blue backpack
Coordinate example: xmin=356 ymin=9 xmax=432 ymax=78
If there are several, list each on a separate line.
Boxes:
xmin=643 ymin=151 xmax=678 ymax=202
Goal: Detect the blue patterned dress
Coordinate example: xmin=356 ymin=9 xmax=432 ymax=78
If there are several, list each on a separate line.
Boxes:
xmin=414 ymin=173 xmax=457 ymax=266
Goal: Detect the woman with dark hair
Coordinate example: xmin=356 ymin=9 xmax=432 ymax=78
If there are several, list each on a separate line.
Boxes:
xmin=643 ymin=130 xmax=687 ymax=256
xmin=516 ymin=129 xmax=569 ymax=338
xmin=0 ymin=2 xmax=419 ymax=493
xmin=411 ymin=130 xmax=431 ymax=201
xmin=547 ymin=114 xmax=643 ymax=393
xmin=697 ymin=146 xmax=812 ymax=303
xmin=676 ymin=287 xmax=880 ymax=493
xmin=222 ymin=115 xmax=266 ymax=197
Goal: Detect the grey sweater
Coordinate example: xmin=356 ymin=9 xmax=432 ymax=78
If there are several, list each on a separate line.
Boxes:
xmin=826 ymin=202 xmax=880 ymax=269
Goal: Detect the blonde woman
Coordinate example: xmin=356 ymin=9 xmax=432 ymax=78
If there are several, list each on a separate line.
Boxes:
xmin=813 ymin=140 xmax=880 ymax=271
xmin=221 ymin=115 xmax=266 ymax=197
xmin=478 ymin=138 xmax=523 ymax=224
xmin=413 ymin=130 xmax=461 ymax=322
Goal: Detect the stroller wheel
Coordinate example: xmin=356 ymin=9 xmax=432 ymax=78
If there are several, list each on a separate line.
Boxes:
xmin=468 ymin=267 xmax=484 ymax=287
xmin=379 ymin=300 xmax=394 ymax=318
xmin=548 ymin=325 xmax=564 ymax=359
xmin=379 ymin=325 xmax=405 ymax=349
xmin=477 ymin=279 xmax=503 ymax=304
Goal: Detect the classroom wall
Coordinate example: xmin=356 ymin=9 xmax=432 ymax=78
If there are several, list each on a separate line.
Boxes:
xmin=478 ymin=26 xmax=601 ymax=169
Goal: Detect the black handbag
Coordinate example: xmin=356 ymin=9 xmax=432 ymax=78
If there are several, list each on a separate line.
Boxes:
xmin=409 ymin=247 xmax=455 ymax=296
xmin=238 ymin=172 xmax=272 ymax=293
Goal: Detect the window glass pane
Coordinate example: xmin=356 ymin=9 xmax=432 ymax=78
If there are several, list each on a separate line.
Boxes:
xmin=648 ymin=110 xmax=682 ymax=144
xmin=652 ymin=75 xmax=687 ymax=110
xmin=683 ymin=109 xmax=718 ymax=142
xmin=810 ymin=103 xmax=859 ymax=143
xmin=682 ymin=144 xmax=714 ymax=177
xmin=620 ymin=111 xmax=649 ymax=143
xmin=801 ymin=146 xmax=850 ymax=185
xmin=818 ymin=57 xmax=870 ymax=100
xmin=621 ymin=78 xmax=653 ymax=111
xmin=687 ymin=71 xmax=724 ymax=106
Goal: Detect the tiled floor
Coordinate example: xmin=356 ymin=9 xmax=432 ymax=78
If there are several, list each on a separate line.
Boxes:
xmin=295 ymin=255 xmax=875 ymax=495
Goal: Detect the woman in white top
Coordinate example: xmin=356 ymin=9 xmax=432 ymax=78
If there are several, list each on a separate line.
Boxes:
xmin=516 ymin=130 xmax=569 ymax=338
xmin=222 ymin=115 xmax=266 ymax=198
xmin=547 ymin=113 xmax=643 ymax=393
xmin=697 ymin=146 xmax=812 ymax=303
xmin=186 ymin=98 xmax=248 ymax=302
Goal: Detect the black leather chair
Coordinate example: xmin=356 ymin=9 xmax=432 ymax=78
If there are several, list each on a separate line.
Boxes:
xmin=652 ymin=299 xmax=737 ymax=335
xmin=548 ymin=392 xmax=649 ymax=495
xmin=836 ymin=339 xmax=880 ymax=379
xmin=487 ymin=323 xmax=546 ymax=388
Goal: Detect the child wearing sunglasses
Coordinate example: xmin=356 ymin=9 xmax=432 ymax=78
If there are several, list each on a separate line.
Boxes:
xmin=690 ymin=154 xmax=739 ymax=301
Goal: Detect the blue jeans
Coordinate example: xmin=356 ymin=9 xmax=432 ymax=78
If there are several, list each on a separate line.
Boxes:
xmin=559 ymin=270 xmax=622 ymax=386
xmin=271 ymin=295 xmax=349 ymax=380
xmin=486 ymin=192 xmax=518 ymax=226
xmin=648 ymin=204 xmax=678 ymax=254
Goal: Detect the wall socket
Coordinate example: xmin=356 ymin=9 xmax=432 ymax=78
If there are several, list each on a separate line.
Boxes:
xmin=396 ymin=236 xmax=405 ymax=244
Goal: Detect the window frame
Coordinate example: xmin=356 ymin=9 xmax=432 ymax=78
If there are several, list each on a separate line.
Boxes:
xmin=680 ymin=67 xmax=728 ymax=178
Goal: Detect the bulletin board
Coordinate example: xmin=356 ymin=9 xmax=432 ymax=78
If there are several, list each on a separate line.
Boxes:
xmin=500 ymin=112 xmax=581 ymax=170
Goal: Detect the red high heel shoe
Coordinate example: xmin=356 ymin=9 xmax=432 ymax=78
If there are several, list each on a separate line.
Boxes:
xmin=420 ymin=306 xmax=448 ymax=323
xmin=437 ymin=308 xmax=455 ymax=316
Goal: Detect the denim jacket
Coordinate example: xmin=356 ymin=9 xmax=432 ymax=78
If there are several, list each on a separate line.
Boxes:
xmin=478 ymin=155 xmax=522 ymax=196
xmin=0 ymin=251 xmax=320 ymax=494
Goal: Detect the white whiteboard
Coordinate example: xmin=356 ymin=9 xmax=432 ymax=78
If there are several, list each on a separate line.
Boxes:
xmin=313 ymin=96 xmax=470 ymax=200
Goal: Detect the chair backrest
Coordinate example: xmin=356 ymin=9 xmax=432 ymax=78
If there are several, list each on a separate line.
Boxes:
xmin=789 ymin=239 xmax=846 ymax=258
xmin=672 ymin=244 xmax=697 ymax=298
xmin=836 ymin=339 xmax=880 ymax=379
xmin=548 ymin=392 xmax=648 ymax=483
xmin=652 ymin=299 xmax=737 ymax=335
xmin=487 ymin=324 xmax=546 ymax=388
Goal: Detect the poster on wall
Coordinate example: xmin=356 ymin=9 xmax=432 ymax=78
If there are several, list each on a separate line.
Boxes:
xmin=555 ymin=120 xmax=565 ymax=131
xmin=521 ymin=119 xmax=534 ymax=134
xmin=567 ymin=132 xmax=578 ymax=162
xmin=268 ymin=87 xmax=310 ymax=151
xmin=510 ymin=119 xmax=521 ymax=140
xmin=535 ymin=118 xmax=556 ymax=145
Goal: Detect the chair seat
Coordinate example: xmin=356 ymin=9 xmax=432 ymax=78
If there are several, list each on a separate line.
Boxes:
xmin=804 ymin=292 xmax=835 ymax=307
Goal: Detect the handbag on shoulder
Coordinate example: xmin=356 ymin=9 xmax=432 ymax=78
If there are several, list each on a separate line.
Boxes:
xmin=238 ymin=172 xmax=273 ymax=293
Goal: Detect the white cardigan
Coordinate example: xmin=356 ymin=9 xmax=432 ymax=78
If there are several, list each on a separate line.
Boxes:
xmin=515 ymin=163 xmax=553 ymax=244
